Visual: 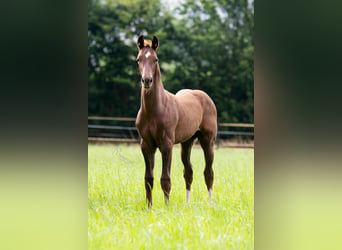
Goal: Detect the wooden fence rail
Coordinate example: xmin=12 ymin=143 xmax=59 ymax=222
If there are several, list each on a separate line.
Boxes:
xmin=88 ymin=116 xmax=254 ymax=148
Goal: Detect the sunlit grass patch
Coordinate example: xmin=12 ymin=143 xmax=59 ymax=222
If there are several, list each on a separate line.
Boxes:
xmin=88 ymin=144 xmax=253 ymax=249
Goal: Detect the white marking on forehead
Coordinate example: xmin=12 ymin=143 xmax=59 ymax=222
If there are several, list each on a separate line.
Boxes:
xmin=145 ymin=51 xmax=151 ymax=58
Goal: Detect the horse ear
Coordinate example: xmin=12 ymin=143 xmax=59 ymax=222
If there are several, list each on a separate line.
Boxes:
xmin=137 ymin=35 xmax=144 ymax=50
xmin=152 ymin=36 xmax=159 ymax=50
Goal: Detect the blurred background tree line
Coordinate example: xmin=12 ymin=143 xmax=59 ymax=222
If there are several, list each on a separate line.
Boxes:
xmin=88 ymin=0 xmax=254 ymax=123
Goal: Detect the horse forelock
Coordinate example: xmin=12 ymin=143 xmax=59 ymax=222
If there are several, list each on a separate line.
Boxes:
xmin=143 ymin=40 xmax=152 ymax=48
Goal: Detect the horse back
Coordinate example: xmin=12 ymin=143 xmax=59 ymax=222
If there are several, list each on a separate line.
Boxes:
xmin=175 ymin=89 xmax=217 ymax=118
xmin=175 ymin=89 xmax=192 ymax=96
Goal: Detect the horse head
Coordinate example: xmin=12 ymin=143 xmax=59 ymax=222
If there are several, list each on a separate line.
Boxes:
xmin=136 ymin=35 xmax=159 ymax=89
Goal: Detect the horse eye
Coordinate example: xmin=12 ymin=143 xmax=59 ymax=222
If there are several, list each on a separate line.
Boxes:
xmin=155 ymin=58 xmax=158 ymax=62
xmin=136 ymin=59 xmax=139 ymax=63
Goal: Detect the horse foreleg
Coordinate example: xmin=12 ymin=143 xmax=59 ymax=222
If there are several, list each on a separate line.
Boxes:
xmin=141 ymin=141 xmax=156 ymax=207
xmin=160 ymin=143 xmax=173 ymax=205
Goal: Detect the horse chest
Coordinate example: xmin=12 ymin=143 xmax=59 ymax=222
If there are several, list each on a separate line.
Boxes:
xmin=137 ymin=117 xmax=174 ymax=142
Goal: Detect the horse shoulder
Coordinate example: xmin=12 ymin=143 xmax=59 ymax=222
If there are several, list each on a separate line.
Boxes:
xmin=135 ymin=109 xmax=143 ymax=128
xmin=136 ymin=109 xmax=150 ymax=135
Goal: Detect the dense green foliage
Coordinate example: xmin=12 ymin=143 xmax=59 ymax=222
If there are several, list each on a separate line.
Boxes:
xmin=88 ymin=144 xmax=254 ymax=249
xmin=88 ymin=0 xmax=254 ymax=123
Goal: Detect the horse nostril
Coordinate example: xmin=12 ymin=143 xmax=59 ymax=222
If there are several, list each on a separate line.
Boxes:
xmin=141 ymin=78 xmax=145 ymax=83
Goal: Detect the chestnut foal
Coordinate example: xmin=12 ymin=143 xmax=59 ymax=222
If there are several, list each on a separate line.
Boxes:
xmin=135 ymin=35 xmax=217 ymax=207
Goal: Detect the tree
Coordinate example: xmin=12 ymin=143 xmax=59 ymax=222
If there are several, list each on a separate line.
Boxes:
xmin=88 ymin=0 xmax=254 ymax=123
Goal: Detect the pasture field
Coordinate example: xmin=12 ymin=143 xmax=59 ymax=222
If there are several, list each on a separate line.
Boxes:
xmin=88 ymin=144 xmax=254 ymax=249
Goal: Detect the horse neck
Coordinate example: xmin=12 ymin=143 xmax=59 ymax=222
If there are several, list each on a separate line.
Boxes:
xmin=141 ymin=65 xmax=166 ymax=114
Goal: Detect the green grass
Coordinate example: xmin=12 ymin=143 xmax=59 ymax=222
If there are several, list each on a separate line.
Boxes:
xmin=88 ymin=144 xmax=254 ymax=249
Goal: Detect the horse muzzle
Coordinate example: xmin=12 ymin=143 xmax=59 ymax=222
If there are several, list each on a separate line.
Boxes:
xmin=141 ymin=77 xmax=153 ymax=89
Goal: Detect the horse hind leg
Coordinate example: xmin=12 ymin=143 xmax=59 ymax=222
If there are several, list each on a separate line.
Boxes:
xmin=198 ymin=132 xmax=215 ymax=200
xmin=181 ymin=136 xmax=195 ymax=202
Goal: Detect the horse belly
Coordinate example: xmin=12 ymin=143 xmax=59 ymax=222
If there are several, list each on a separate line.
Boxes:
xmin=174 ymin=117 xmax=200 ymax=143
xmin=174 ymin=96 xmax=203 ymax=143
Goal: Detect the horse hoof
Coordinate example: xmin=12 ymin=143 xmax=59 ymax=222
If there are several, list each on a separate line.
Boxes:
xmin=208 ymin=189 xmax=212 ymax=200
xmin=186 ymin=190 xmax=190 ymax=202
